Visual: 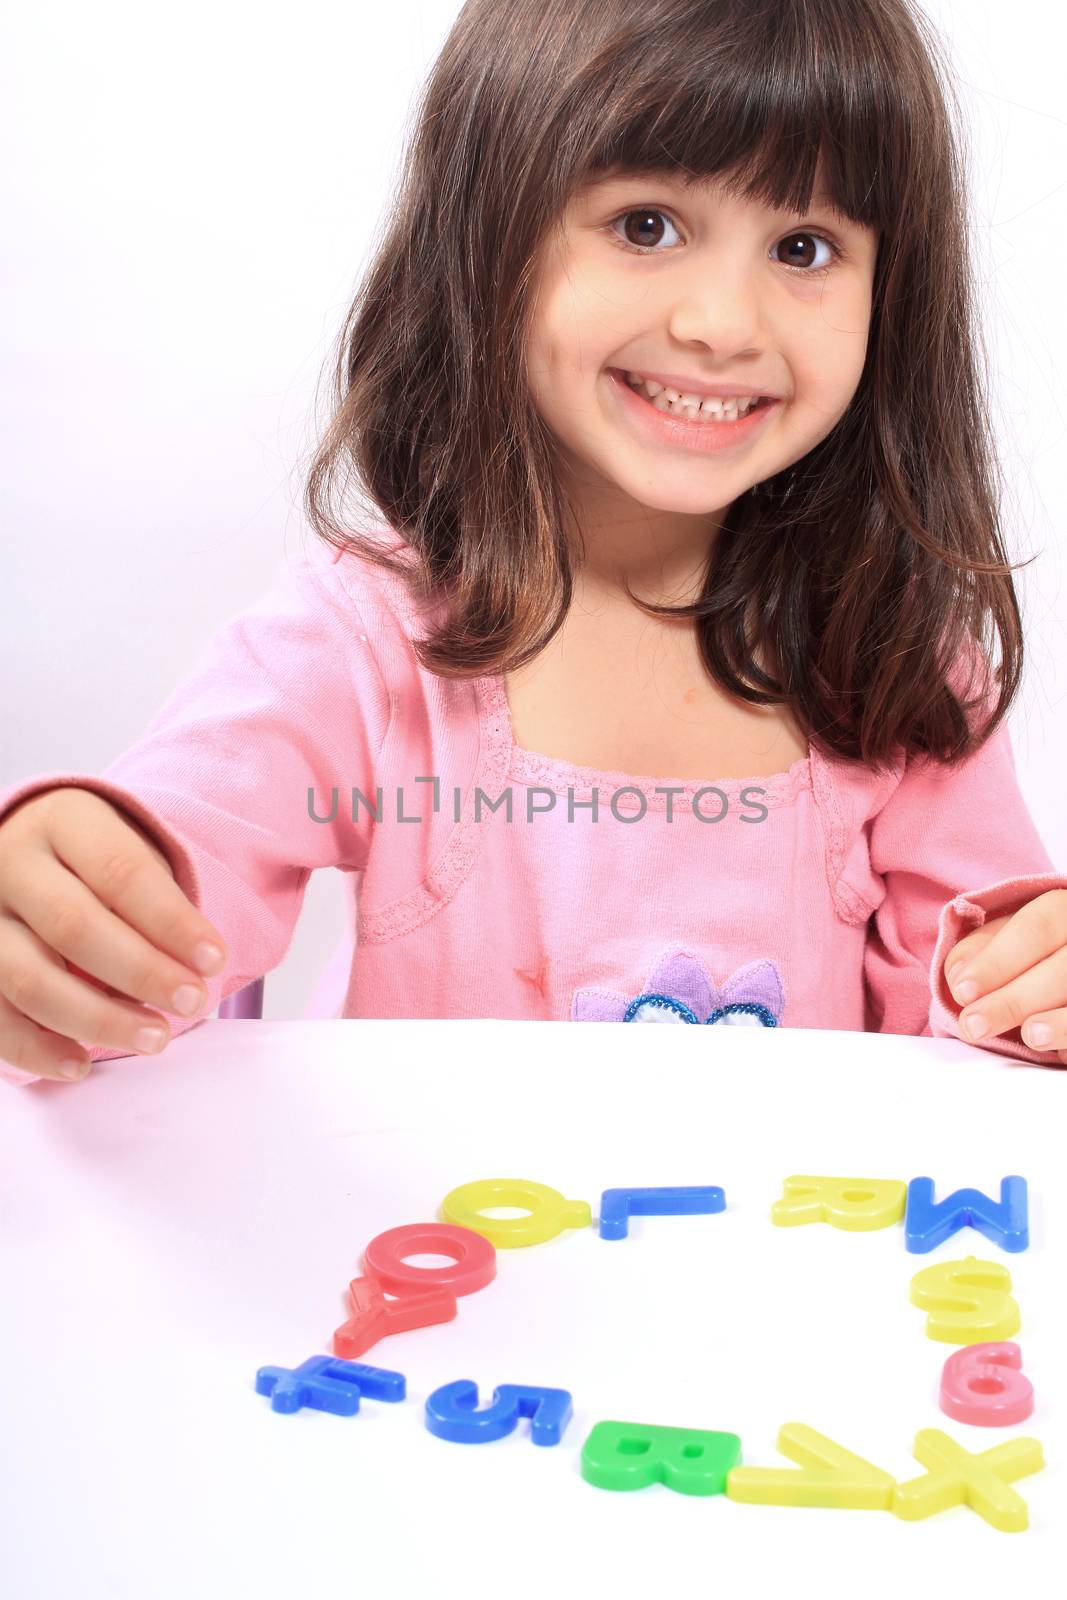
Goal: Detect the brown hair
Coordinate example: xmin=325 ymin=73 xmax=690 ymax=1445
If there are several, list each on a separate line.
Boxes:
xmin=302 ymin=0 xmax=1035 ymax=772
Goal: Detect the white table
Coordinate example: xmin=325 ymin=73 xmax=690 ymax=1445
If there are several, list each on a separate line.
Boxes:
xmin=1 ymin=1020 xmax=1063 ymax=1597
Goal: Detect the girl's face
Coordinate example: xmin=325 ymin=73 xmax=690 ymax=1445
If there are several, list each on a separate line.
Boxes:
xmin=524 ymin=161 xmax=880 ymax=596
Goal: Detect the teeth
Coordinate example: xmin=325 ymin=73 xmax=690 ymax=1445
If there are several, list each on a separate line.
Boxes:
xmin=624 ymin=372 xmax=764 ymax=421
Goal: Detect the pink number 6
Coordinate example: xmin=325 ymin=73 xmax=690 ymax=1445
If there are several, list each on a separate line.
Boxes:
xmin=939 ymin=1341 xmax=1034 ymax=1426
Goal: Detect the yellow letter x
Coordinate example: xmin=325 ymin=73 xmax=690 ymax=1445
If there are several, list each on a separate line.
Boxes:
xmin=893 ymin=1428 xmax=1044 ymax=1532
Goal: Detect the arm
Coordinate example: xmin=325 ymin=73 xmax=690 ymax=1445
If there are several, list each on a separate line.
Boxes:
xmin=0 ymin=547 xmax=392 ymax=1082
xmin=861 ymin=705 xmax=1066 ymax=1065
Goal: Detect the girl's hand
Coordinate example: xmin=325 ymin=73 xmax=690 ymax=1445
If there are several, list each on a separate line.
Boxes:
xmin=943 ymin=890 xmax=1067 ymax=1063
xmin=0 ymin=787 xmax=227 ymax=1083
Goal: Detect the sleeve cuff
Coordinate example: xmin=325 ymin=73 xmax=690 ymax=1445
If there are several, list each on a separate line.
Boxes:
xmin=929 ymin=872 xmax=1067 ymax=1065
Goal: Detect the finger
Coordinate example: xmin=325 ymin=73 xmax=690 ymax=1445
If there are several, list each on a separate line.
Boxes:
xmin=2 ymin=849 xmax=212 ymax=1027
xmin=24 ymin=807 xmax=227 ymax=1005
xmin=943 ymin=917 xmax=1011 ymax=988
xmin=0 ymin=912 xmax=178 ymax=1060
xmin=1012 ymin=1006 xmax=1067 ymax=1054
xmin=945 ymin=894 xmax=1067 ymax=1006
xmin=0 ymin=981 xmax=93 ymax=1081
xmin=955 ymin=944 xmax=1067 ymax=1046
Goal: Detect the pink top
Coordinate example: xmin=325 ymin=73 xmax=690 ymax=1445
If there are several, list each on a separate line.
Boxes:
xmin=2 ymin=532 xmax=1065 ymax=1086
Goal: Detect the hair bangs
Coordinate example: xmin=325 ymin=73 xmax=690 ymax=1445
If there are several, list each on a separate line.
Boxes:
xmin=556 ymin=4 xmax=901 ymax=237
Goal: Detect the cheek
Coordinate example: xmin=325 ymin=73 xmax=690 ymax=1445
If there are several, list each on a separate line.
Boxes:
xmin=787 ymin=377 xmax=864 ymax=442
xmin=533 ymin=267 xmax=610 ymax=364
xmin=524 ymin=298 xmax=572 ymax=385
xmin=791 ymin=314 xmax=870 ymax=404
xmin=523 ymin=336 xmax=572 ymax=436
xmin=525 ymin=322 xmax=592 ymax=418
xmin=818 ymin=287 xmax=874 ymax=362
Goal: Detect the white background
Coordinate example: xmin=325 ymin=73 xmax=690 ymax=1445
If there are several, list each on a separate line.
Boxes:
xmin=3 ymin=1 xmax=1066 ymax=1018
xmin=0 ymin=1021 xmax=1063 ymax=1596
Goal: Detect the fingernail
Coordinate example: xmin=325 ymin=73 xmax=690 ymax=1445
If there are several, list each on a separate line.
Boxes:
xmin=963 ymin=1013 xmax=989 ymax=1041
xmin=191 ymin=941 xmax=225 ymax=976
xmin=953 ymin=976 xmax=979 ymax=1003
xmin=58 ymin=1059 xmax=88 ymax=1080
xmin=1026 ymin=1022 xmax=1054 ymax=1048
xmin=170 ymin=984 xmax=204 ymax=1016
xmin=134 ymin=1026 xmax=168 ymax=1053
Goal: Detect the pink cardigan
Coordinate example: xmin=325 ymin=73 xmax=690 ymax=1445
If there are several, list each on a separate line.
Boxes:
xmin=2 ymin=534 xmax=1064 ymax=1085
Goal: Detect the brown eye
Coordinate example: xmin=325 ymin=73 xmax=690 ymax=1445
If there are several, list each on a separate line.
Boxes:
xmin=622 ymin=209 xmax=663 ymax=248
xmin=777 ymin=232 xmax=820 ymax=270
xmin=613 ymin=208 xmax=681 ymax=250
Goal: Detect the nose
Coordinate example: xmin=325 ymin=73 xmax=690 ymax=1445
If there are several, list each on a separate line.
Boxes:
xmin=666 ymin=256 xmax=764 ymax=352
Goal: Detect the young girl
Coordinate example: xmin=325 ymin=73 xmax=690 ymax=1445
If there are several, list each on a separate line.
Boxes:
xmin=1 ymin=0 xmax=1065 ymax=1088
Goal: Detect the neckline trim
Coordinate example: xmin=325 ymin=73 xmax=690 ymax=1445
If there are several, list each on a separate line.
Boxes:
xmin=478 ymin=672 xmax=814 ymax=809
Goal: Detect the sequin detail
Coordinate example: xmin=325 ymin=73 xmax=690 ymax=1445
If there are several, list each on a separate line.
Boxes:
xmin=571 ymin=942 xmax=784 ymax=1026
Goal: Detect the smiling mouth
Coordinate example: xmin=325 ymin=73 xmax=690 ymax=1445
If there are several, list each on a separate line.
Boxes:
xmin=606 ymin=368 xmax=782 ymax=452
xmin=613 ymin=370 xmax=776 ymax=423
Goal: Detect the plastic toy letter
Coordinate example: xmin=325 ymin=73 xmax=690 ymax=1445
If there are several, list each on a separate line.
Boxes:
xmin=771 ymin=1176 xmax=906 ymax=1230
xmin=910 ymin=1255 xmax=1021 ymax=1343
xmin=905 ymin=1175 xmax=1028 ymax=1253
xmin=580 ymin=1422 xmax=742 ymax=1495
xmin=440 ymin=1179 xmax=592 ymax=1247
xmin=598 ymin=1185 xmax=726 ymax=1240
xmin=726 ymin=1423 xmax=896 ymax=1510
xmin=425 ymin=1381 xmax=573 ymax=1445
xmin=892 ymin=1428 xmax=1044 ymax=1532
xmin=361 ymin=1222 xmax=497 ymax=1294
xmin=333 ymin=1276 xmax=456 ymax=1360
xmin=255 ymin=1355 xmax=406 ymax=1415
xmin=940 ymin=1343 xmax=1035 ymax=1426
